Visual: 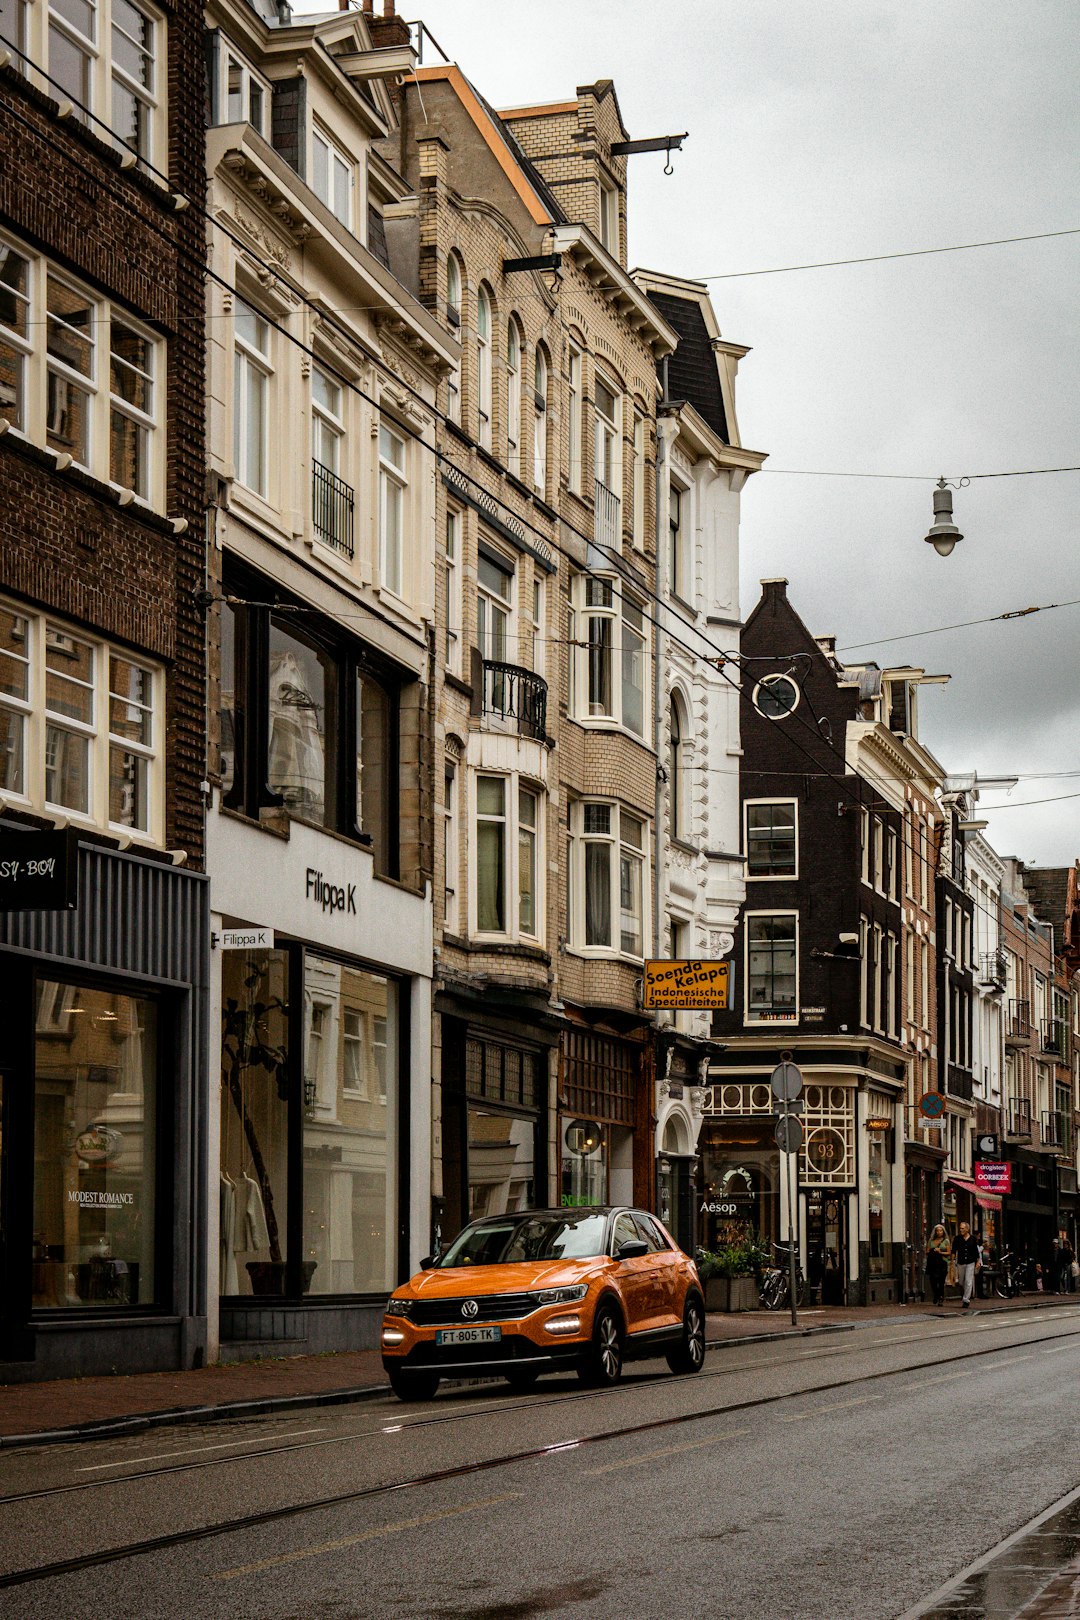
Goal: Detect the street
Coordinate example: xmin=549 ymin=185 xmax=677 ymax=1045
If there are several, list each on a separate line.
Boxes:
xmin=1 ymin=1304 xmax=1078 ymax=1619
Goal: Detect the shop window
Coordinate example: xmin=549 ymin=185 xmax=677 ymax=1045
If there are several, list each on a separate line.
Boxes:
xmin=0 ymin=599 xmax=161 ymax=836
xmin=221 ymin=581 xmax=401 ymax=876
xmin=745 ymin=912 xmax=798 ymax=1023
xmin=33 ymin=979 xmax=159 ymax=1309
xmin=468 ymin=1105 xmax=535 ymax=1219
xmin=745 ymin=800 xmax=797 ymax=878
xmin=302 ymin=954 xmax=397 ymax=1293
xmin=570 ymin=800 xmax=646 ymax=959
xmin=559 ymin=1116 xmax=633 ymax=1208
xmin=220 ymin=948 xmax=289 ymax=1295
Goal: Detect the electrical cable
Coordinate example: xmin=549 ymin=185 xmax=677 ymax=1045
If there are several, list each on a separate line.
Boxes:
xmin=695 ymin=226 xmax=1080 ymax=280
xmin=761 ymin=466 xmax=1080 ymax=481
xmin=835 ymin=598 xmax=1080 ymax=653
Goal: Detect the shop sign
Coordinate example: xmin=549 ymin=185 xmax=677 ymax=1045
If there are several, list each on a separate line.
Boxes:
xmin=643 ymin=959 xmax=729 ymax=1010
xmin=219 ymin=927 xmax=274 ymax=951
xmin=0 ymin=829 xmax=78 ymax=912
xmin=975 ymin=1160 xmax=1012 ymax=1195
xmin=305 ymin=867 xmax=357 ymax=917
xmin=977 ymin=1133 xmax=999 ymax=1157
xmin=865 ymin=1117 xmax=892 ymax=1131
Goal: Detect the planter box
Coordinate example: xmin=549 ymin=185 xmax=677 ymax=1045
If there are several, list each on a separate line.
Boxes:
xmin=705 ymin=1275 xmax=758 ymax=1312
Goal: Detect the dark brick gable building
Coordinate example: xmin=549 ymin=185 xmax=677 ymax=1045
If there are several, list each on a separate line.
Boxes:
xmin=0 ymin=0 xmax=209 ymax=1379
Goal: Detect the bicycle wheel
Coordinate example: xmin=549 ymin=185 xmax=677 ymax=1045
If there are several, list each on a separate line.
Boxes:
xmin=762 ymin=1272 xmax=786 ymax=1311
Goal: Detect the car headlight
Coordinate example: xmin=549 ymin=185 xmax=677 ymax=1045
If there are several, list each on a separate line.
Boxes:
xmin=534 ymin=1284 xmax=589 ymax=1306
xmin=384 ymin=1296 xmax=415 ymax=1320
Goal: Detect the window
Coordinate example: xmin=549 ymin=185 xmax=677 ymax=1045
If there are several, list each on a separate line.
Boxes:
xmin=446 ymin=256 xmax=461 ymax=423
xmin=531 ymin=576 xmax=545 ymax=684
xmin=233 ymin=298 xmax=270 ymax=496
xmin=477 ymin=548 xmax=513 ymax=664
xmin=473 ymin=773 xmax=543 ymax=941
xmin=36 ymin=0 xmax=161 ymax=160
xmin=312 ymin=125 xmax=353 ymax=228
xmin=567 ymin=342 xmax=583 ymax=494
xmin=668 ymin=698 xmax=684 ymax=840
xmin=593 ymin=374 xmax=620 ymax=548
xmin=631 ymin=411 xmax=645 ymax=549
xmin=218 ymin=50 xmax=268 ymax=135
xmin=0 ymin=240 xmax=31 ymax=430
xmin=443 ymin=758 xmax=459 ymax=933
xmin=574 ymin=576 xmax=647 ymax=737
xmin=533 ymin=348 xmax=547 ymax=493
xmin=571 ymin=800 xmax=647 ymax=958
xmin=222 ymin=576 xmax=402 ymax=875
xmin=506 ymin=318 xmax=521 ymax=464
xmin=0 ymin=599 xmax=161 ymax=833
xmin=745 ymin=913 xmax=798 ymax=1022
xmin=745 ymin=800 xmax=797 ymax=878
xmin=753 ymin=675 xmax=799 ymax=718
xmin=476 ymin=286 xmax=492 ymax=448
xmin=378 ymin=421 xmax=406 ymax=597
xmin=311 ymin=366 xmax=353 ymax=557
xmin=444 ymin=508 xmax=462 ymax=675
xmin=598 ymin=178 xmax=619 ymax=255
xmin=668 ymin=482 xmax=689 ymax=598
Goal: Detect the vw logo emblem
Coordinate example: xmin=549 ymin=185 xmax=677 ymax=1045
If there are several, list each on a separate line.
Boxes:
xmin=461 ymin=1299 xmax=479 ymax=1319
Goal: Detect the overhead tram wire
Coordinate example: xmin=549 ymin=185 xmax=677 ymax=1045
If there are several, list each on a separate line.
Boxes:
xmin=0 ymin=92 xmax=1045 ymax=929
xmin=693 ymin=226 xmax=1080 ymax=281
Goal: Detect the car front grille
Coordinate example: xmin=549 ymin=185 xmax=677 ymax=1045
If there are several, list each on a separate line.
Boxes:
xmin=409 ymin=1292 xmax=537 ymax=1327
xmin=406 ymin=1335 xmax=542 ymax=1367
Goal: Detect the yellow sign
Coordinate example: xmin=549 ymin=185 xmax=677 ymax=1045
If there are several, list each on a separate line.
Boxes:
xmin=643 ymin=959 xmax=730 ymax=1010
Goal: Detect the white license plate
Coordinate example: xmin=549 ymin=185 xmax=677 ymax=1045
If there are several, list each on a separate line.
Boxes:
xmin=435 ymin=1326 xmax=502 ymax=1345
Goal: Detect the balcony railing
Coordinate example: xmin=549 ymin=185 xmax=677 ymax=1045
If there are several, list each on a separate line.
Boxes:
xmin=1041 ymin=1109 xmax=1066 ymax=1149
xmin=481 ymin=658 xmax=548 ymax=741
xmin=1040 ymin=1017 xmax=1068 ymax=1059
xmin=1005 ymin=1097 xmax=1032 ymax=1138
xmin=978 ymin=950 xmax=1007 ymax=989
xmin=1004 ymin=999 xmax=1031 ymax=1046
xmin=312 ymin=459 xmax=355 ymax=558
xmin=594 ymin=477 xmax=621 ymax=552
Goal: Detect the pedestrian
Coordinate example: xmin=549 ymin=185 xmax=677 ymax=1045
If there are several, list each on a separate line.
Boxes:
xmin=1064 ymin=1239 xmax=1078 ymax=1294
xmin=925 ymin=1223 xmax=951 ymax=1307
xmin=953 ymin=1221 xmax=981 ymax=1310
xmin=1048 ymin=1238 xmax=1063 ymax=1293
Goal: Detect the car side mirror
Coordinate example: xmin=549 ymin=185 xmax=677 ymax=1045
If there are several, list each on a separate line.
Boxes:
xmin=419 ymin=1253 xmax=438 ymax=1271
xmin=616 ymin=1239 xmax=649 ymax=1260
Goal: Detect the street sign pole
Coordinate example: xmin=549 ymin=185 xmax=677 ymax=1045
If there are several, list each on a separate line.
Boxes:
xmin=787 ymin=1138 xmax=798 ymax=1329
xmin=771 ymin=1058 xmax=804 ymax=1329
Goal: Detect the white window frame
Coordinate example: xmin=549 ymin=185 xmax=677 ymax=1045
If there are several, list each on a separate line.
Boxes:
xmin=744 ymin=797 xmax=798 ymax=880
xmin=571 ymin=574 xmax=648 ymax=738
xmin=0 ymin=597 xmax=162 ymax=839
xmin=443 ymin=757 xmax=459 ymax=935
xmin=33 ymin=0 xmax=164 ymax=163
xmin=531 ymin=573 xmax=545 ymax=684
xmin=444 ymin=507 xmax=462 ymax=675
xmin=341 ymin=1006 xmax=366 ymax=1100
xmin=668 ymin=479 xmax=690 ymax=599
xmin=598 ymin=177 xmax=619 ymax=255
xmin=506 ymin=317 xmax=521 ymax=465
xmin=593 ymin=371 xmax=621 ymax=549
xmin=311 ymin=364 xmax=344 ymax=476
xmin=219 ymin=48 xmax=269 ymax=136
xmin=569 ymin=799 xmax=647 ymax=961
xmin=532 ymin=348 xmax=547 ymax=494
xmin=311 ymin=122 xmax=354 ymax=229
xmin=470 ymin=771 xmax=545 ymax=945
xmin=378 ymin=419 xmax=407 ymax=598
xmin=631 ymin=410 xmax=645 ymax=550
xmin=476 ymin=285 xmax=492 ymax=449
xmin=567 ymin=341 xmax=583 ymax=495
xmin=233 ymin=296 xmax=271 ymax=497
xmin=744 ymin=910 xmax=799 ymax=1024
xmin=477 ymin=546 xmax=514 ymax=665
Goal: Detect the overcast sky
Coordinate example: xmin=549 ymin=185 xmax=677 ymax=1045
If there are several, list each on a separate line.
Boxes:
xmin=365 ymin=1 xmax=1080 ymax=866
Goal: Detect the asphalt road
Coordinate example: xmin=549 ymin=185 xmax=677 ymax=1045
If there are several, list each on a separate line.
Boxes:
xmin=2 ymin=1303 xmax=1079 ymax=1619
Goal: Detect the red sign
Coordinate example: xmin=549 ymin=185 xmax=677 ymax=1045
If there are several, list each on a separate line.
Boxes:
xmin=975 ymin=1161 xmax=1012 ymax=1195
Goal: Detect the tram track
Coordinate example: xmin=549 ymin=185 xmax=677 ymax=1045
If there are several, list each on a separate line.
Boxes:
xmin=1 ymin=1312 xmax=1078 ymax=1591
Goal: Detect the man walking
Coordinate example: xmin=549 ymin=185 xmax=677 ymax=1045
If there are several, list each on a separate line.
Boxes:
xmin=953 ymin=1222 xmax=980 ymax=1310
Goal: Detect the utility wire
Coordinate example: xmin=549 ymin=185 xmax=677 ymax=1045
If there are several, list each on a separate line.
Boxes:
xmin=762 ymin=467 xmax=1080 ymax=481
xmin=697 ymin=226 xmax=1080 ymax=280
xmin=836 ymin=597 xmax=1080 ymax=652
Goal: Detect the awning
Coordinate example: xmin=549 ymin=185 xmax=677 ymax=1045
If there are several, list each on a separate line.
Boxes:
xmin=975 ymin=1192 xmax=1002 ymax=1211
xmin=946 ymin=1175 xmax=978 ymax=1197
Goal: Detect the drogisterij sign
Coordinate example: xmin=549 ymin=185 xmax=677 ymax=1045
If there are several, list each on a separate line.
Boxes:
xmin=0 ymin=829 xmax=78 ymax=912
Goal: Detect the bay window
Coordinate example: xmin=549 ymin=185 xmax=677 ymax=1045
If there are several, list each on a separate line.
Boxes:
xmin=571 ymin=800 xmax=647 ymax=958
xmin=574 ymin=575 xmax=647 ymax=737
xmin=746 ymin=913 xmax=798 ymax=1023
xmin=473 ymin=773 xmax=543 ymax=942
xmin=0 ymin=598 xmax=162 ymax=835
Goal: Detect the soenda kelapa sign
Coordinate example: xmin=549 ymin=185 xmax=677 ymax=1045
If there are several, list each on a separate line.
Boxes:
xmin=643 ymin=959 xmax=730 ymax=1010
xmin=975 ymin=1160 xmax=1012 ymax=1195
xmin=0 ymin=829 xmax=78 ymax=912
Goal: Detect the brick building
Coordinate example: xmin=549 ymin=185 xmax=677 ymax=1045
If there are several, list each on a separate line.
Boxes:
xmin=0 ymin=0 xmax=209 ymax=1377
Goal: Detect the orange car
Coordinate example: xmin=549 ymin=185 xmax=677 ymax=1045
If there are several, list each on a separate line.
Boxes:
xmin=381 ymin=1206 xmax=705 ymax=1401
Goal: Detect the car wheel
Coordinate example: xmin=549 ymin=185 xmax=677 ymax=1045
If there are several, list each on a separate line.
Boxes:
xmin=387 ymin=1365 xmax=440 ymax=1402
xmin=578 ymin=1303 xmax=623 ymax=1387
xmin=504 ymin=1368 xmax=540 ymax=1393
xmin=666 ymin=1293 xmax=706 ymax=1375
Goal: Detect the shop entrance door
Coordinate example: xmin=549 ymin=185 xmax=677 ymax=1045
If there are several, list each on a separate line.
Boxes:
xmin=657 ymin=1155 xmax=693 ymax=1253
xmin=806 ymin=1193 xmax=847 ymax=1305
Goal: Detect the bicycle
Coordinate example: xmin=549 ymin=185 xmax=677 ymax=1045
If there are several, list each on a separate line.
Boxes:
xmin=758 ymin=1244 xmax=807 ymax=1310
xmin=994 ymin=1251 xmax=1025 ymax=1299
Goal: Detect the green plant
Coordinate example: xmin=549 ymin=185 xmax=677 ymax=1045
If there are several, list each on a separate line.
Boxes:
xmin=696 ymin=1233 xmax=770 ymax=1280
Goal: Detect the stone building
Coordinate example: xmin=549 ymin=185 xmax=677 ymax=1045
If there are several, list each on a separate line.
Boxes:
xmin=0 ymin=0 xmax=208 ymax=1378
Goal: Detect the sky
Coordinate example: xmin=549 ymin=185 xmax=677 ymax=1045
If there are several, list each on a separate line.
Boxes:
xmin=358 ymin=1 xmax=1080 ymax=866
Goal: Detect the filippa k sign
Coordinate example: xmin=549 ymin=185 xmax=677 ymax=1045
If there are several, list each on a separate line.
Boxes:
xmin=974 ymin=1160 xmax=1012 ymax=1195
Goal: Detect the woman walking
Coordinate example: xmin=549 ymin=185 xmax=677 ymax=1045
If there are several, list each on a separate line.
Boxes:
xmin=925 ymin=1223 xmax=951 ymax=1307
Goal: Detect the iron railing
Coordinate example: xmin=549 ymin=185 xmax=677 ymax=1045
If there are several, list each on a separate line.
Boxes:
xmin=1006 ymin=1097 xmax=1032 ymax=1138
xmin=1040 ymin=1017 xmax=1068 ymax=1059
xmin=978 ymin=950 xmax=1007 ymax=989
xmin=481 ymin=659 xmax=548 ymax=741
xmin=594 ymin=477 xmax=621 ymax=551
xmin=312 ymin=459 xmax=355 ymax=557
xmin=1041 ymin=1109 xmax=1065 ymax=1149
xmin=1004 ymin=999 xmax=1031 ymax=1044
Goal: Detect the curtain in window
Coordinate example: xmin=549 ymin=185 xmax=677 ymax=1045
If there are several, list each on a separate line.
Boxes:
xmin=584 ymin=842 xmax=610 ymax=946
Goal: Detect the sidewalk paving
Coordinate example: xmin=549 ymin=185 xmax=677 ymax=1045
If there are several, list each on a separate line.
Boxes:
xmin=1 ymin=1289 xmax=1076 ymax=1449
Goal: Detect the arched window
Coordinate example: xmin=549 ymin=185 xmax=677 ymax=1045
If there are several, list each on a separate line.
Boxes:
xmin=533 ymin=347 xmax=547 ymax=494
xmin=669 ymin=697 xmax=685 ymax=839
xmin=506 ymin=317 xmax=521 ymax=466
xmin=446 ymin=256 xmax=462 ymax=423
xmin=477 ymin=286 xmax=492 ymax=449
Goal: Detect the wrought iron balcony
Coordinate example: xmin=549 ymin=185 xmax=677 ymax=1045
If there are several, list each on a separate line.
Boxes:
xmin=1004 ymin=999 xmax=1031 ymax=1046
xmin=312 ymin=458 xmax=355 ymax=558
xmin=481 ymin=658 xmax=548 ymax=741
xmin=978 ymin=950 xmax=1007 ymax=990
xmin=1040 ymin=1017 xmax=1068 ymax=1059
xmin=1005 ymin=1097 xmax=1032 ymax=1138
xmin=1041 ymin=1109 xmax=1065 ymax=1149
xmin=594 ymin=477 xmax=621 ymax=551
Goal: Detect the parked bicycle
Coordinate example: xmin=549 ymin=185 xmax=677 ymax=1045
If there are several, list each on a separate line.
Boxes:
xmin=759 ymin=1243 xmax=807 ymax=1310
xmin=995 ymin=1250 xmax=1026 ymax=1299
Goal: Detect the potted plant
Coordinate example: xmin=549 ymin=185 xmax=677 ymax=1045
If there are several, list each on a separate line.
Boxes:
xmin=696 ymin=1234 xmax=769 ymax=1312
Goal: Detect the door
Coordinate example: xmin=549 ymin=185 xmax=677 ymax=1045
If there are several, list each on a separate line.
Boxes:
xmin=611 ymin=1209 xmax=655 ymax=1331
xmin=806 ymin=1194 xmax=847 ymax=1305
xmin=634 ymin=1211 xmax=680 ymax=1326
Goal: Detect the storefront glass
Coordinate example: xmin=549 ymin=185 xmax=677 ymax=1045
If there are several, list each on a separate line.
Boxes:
xmin=220 ymin=949 xmax=290 ymax=1296
xmin=33 ymin=979 xmax=157 ymax=1309
xmin=467 ymin=1106 xmax=534 ymax=1219
xmin=867 ymin=1135 xmax=892 ymax=1274
xmin=698 ymin=1117 xmax=780 ymax=1251
xmin=561 ymin=1117 xmax=606 ymax=1207
xmin=302 ymin=954 xmax=398 ymax=1294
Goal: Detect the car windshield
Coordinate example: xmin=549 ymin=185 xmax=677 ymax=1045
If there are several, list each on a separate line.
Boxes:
xmin=437 ymin=1212 xmax=609 ymax=1267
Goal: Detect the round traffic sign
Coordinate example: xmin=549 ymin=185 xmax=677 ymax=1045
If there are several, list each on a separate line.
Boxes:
xmin=775 ymin=1114 xmax=803 ymax=1154
xmin=771 ymin=1060 xmax=803 ymax=1102
xmin=919 ymin=1091 xmax=946 ymax=1120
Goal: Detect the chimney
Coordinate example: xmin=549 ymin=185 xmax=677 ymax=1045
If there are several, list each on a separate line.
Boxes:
xmin=367 ymin=0 xmax=409 ymax=46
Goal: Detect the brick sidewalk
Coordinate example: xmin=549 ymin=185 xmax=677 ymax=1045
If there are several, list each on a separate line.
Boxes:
xmin=0 ymin=1290 xmax=1075 ymax=1447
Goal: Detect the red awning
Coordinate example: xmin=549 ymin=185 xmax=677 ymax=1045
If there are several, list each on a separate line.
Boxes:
xmin=946 ymin=1175 xmax=978 ymax=1196
xmin=975 ymin=1192 xmax=1002 ymax=1211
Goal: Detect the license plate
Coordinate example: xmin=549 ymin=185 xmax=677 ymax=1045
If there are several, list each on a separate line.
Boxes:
xmin=435 ymin=1326 xmax=502 ymax=1345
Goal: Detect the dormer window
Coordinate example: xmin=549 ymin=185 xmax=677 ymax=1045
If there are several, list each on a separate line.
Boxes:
xmin=222 ymin=52 xmax=268 ymax=137
xmin=312 ymin=125 xmax=353 ymax=228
